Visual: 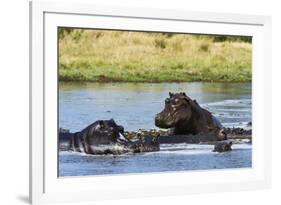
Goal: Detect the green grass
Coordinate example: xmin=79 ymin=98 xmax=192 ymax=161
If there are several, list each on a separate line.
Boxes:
xmin=59 ymin=29 xmax=252 ymax=82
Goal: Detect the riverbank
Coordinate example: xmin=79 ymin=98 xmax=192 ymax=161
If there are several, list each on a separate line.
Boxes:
xmin=59 ymin=29 xmax=252 ymax=82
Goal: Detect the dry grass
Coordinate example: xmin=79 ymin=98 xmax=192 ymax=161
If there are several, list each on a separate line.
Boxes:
xmin=59 ymin=29 xmax=252 ymax=82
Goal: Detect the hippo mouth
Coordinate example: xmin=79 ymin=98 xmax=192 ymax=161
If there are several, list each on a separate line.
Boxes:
xmin=116 ymin=132 xmax=130 ymax=144
xmin=155 ymin=120 xmax=173 ymax=129
xmin=155 ymin=114 xmax=175 ymax=129
xmin=89 ymin=144 xmax=131 ymax=155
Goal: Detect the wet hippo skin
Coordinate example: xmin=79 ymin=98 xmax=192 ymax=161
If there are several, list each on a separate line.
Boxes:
xmin=155 ymin=92 xmax=227 ymax=140
xmin=213 ymin=141 xmax=233 ymax=152
xmin=59 ymin=119 xmax=159 ymax=155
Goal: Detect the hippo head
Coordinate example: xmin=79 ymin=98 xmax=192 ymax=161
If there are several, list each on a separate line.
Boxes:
xmin=88 ymin=119 xmax=128 ymax=144
xmin=155 ymin=92 xmax=194 ymax=129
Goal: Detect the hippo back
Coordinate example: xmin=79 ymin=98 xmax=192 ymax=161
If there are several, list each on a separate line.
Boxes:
xmin=211 ymin=115 xmax=223 ymax=128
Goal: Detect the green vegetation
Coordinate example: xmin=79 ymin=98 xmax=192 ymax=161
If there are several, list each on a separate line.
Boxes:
xmin=59 ymin=28 xmax=252 ymax=82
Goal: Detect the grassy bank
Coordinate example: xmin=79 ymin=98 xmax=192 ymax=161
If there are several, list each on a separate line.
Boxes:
xmin=59 ymin=29 xmax=252 ymax=82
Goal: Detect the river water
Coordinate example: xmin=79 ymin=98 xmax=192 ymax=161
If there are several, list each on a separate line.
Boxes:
xmin=59 ymin=82 xmax=252 ymax=177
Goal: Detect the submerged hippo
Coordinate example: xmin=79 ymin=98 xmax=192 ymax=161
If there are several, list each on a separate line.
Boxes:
xmin=155 ymin=92 xmax=226 ymax=140
xmin=59 ymin=119 xmax=159 ymax=155
xmin=213 ymin=141 xmax=232 ymax=152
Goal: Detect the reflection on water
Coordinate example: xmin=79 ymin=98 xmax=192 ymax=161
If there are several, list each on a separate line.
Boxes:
xmin=59 ymin=82 xmax=251 ymax=132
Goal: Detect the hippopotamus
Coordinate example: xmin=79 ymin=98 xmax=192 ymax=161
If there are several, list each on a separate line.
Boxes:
xmin=131 ymin=134 xmax=160 ymax=153
xmin=155 ymin=92 xmax=226 ymax=140
xmin=213 ymin=141 xmax=232 ymax=152
xmin=59 ymin=119 xmax=159 ymax=155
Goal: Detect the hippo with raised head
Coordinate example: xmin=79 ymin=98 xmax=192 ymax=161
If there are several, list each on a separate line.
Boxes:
xmin=155 ymin=92 xmax=226 ymax=140
xmin=59 ymin=119 xmax=159 ymax=155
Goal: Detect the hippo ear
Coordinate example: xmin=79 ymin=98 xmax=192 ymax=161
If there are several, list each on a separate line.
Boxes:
xmin=180 ymin=92 xmax=186 ymax=96
xmin=98 ymin=120 xmax=105 ymax=128
xmin=193 ymin=99 xmax=199 ymax=105
xmin=169 ymin=92 xmax=173 ymax=97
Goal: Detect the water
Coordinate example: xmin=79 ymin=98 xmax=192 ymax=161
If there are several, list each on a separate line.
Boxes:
xmin=59 ymin=82 xmax=251 ymax=132
xmin=59 ymin=82 xmax=252 ymax=177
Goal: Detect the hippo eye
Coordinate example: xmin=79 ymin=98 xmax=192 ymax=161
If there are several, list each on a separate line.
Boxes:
xmin=183 ymin=98 xmax=190 ymax=105
xmin=172 ymin=98 xmax=181 ymax=105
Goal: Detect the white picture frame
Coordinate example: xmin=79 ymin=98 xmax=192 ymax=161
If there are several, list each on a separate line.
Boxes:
xmin=30 ymin=0 xmax=272 ymax=204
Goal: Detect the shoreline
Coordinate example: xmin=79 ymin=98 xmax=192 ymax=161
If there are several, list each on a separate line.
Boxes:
xmin=59 ymin=79 xmax=252 ymax=83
